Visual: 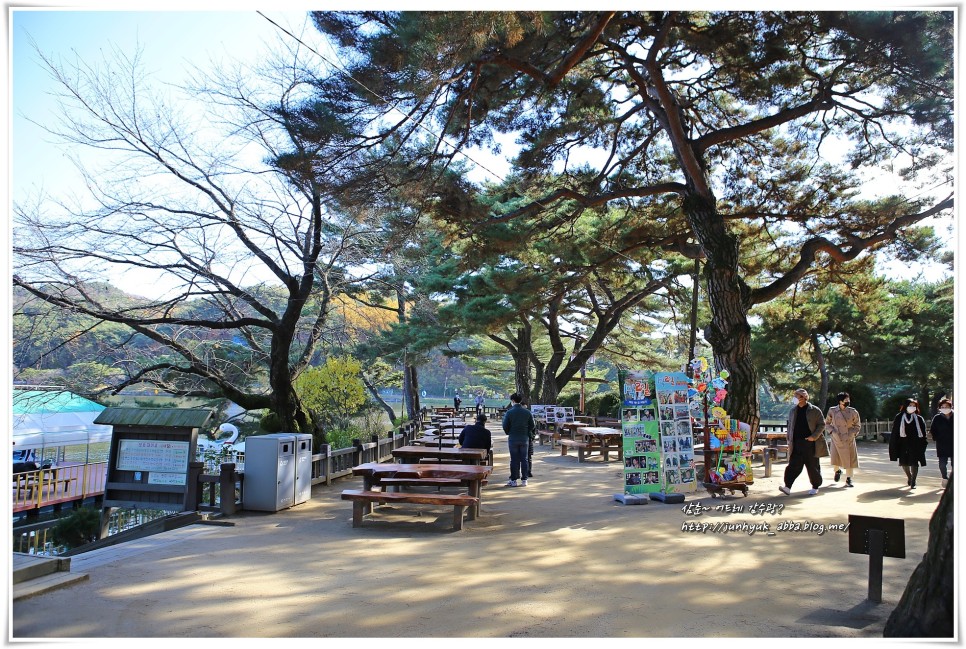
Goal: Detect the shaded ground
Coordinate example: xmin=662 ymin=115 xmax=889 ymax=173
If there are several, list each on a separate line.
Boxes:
xmin=9 ymin=431 xmax=949 ymax=639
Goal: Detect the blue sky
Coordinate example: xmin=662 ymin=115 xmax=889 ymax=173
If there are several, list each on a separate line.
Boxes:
xmin=12 ymin=9 xmax=314 ymax=204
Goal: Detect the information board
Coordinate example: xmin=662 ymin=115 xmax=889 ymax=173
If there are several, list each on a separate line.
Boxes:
xmin=116 ymin=440 xmax=191 ymax=473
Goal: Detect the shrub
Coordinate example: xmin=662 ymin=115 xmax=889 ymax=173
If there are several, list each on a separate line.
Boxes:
xmin=50 ymin=507 xmax=101 ymax=549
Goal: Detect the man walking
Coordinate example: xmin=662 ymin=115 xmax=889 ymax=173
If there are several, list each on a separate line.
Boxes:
xmin=502 ymin=393 xmax=535 ymax=487
xmin=780 ymin=388 xmax=826 ymax=496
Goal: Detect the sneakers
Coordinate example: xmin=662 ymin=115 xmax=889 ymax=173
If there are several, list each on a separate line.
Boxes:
xmin=779 ymin=485 xmax=791 ymax=495
xmin=521 ymin=480 xmax=528 ymax=487
xmin=506 ymin=480 xmax=518 ymax=487
xmin=833 ymin=469 xmax=842 ymax=482
xmin=846 ymin=477 xmax=854 ymax=487
xmin=808 ymin=488 xmax=819 ymax=495
xmin=910 ymin=482 xmax=916 ymax=489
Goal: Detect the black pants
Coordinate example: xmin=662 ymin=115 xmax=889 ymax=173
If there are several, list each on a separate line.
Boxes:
xmin=527 ymin=438 xmax=534 ymax=477
xmin=783 ymin=438 xmax=823 ymax=489
xmin=901 ymin=463 xmax=920 ymax=485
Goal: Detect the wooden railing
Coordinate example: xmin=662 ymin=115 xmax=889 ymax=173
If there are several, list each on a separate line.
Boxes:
xmin=12 ymin=462 xmax=108 ymax=513
xmin=12 ymin=507 xmax=172 ymax=556
xmin=758 ymin=419 xmax=896 ymax=441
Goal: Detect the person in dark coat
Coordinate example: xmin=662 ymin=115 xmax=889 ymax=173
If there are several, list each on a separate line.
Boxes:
xmin=930 ymin=398 xmax=954 ymax=488
xmin=889 ymin=397 xmax=928 ymax=489
xmin=458 ymin=415 xmax=492 ymax=452
xmin=502 ymin=393 xmax=535 ymax=487
xmin=779 ymin=388 xmax=826 ymax=496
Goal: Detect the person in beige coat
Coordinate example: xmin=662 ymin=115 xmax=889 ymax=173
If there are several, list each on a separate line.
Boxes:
xmin=825 ymin=391 xmax=861 ymax=487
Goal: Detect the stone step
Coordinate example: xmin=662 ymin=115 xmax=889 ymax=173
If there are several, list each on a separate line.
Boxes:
xmin=12 ymin=570 xmax=89 ymax=602
xmin=12 ymin=553 xmax=71 ymax=584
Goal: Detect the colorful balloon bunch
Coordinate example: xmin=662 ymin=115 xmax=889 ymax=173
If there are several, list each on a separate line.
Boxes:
xmin=689 ymin=358 xmax=750 ymax=483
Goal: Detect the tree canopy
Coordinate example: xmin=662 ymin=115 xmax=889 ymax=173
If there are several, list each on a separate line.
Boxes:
xmin=308 ymin=10 xmax=954 ymax=427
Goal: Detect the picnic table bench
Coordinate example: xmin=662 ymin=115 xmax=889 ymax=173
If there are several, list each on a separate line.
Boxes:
xmin=341 ymin=489 xmax=479 ymax=531
xmin=537 ymin=429 xmax=560 ymax=448
xmin=559 ymin=439 xmax=592 ymax=461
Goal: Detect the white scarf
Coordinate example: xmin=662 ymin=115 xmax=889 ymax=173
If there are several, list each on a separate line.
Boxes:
xmin=899 ymin=413 xmax=923 ymax=438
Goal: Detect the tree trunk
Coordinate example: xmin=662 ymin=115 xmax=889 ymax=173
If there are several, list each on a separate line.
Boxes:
xmin=812 ymin=332 xmax=829 ymax=410
xmin=269 ymin=326 xmax=311 ymax=435
xmin=513 ymin=326 xmax=532 ymax=401
xmin=361 ymin=373 xmax=397 ymax=424
xmin=687 ymin=258 xmax=700 ymax=370
xmin=686 ymin=193 xmax=760 ymax=432
xmin=402 ymin=360 xmax=420 ymax=421
xmin=539 ymin=375 xmax=560 ymax=406
xmin=883 ymin=475 xmax=954 ymax=637
xmin=409 ymin=365 xmax=421 ymax=414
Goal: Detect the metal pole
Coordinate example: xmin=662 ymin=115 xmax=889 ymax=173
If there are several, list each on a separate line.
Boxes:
xmin=868 ymin=529 xmax=885 ymax=603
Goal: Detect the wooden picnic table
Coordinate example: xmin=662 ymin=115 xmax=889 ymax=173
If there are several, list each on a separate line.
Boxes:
xmin=391 ymin=445 xmax=488 ymax=465
xmin=751 ymin=432 xmax=789 ymax=478
xmin=352 ymin=462 xmax=493 ymax=519
xmin=556 ymin=421 xmax=584 ymax=438
xmin=575 ymin=426 xmax=625 ymax=461
xmin=412 ymin=437 xmax=460 ymax=447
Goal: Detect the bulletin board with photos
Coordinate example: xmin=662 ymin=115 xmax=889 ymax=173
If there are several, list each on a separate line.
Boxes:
xmin=531 ymin=405 xmax=575 ymax=424
xmin=619 ymin=369 xmax=697 ymax=495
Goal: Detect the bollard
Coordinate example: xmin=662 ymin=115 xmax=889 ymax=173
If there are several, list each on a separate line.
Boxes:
xmin=321 ymin=444 xmax=332 ymax=486
xmin=219 ymin=463 xmax=237 ymax=516
xmin=185 ymin=461 xmax=204 ymax=511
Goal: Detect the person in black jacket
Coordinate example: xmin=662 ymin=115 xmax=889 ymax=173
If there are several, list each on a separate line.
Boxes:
xmin=458 ymin=414 xmax=492 ymax=452
xmin=889 ymin=398 xmax=929 ymax=489
xmin=930 ymin=398 xmax=954 ymax=488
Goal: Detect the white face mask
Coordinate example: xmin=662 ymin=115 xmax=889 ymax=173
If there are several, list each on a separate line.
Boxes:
xmin=939 ymin=408 xmax=952 ymax=415
xmin=906 ymin=406 xmax=917 ymax=414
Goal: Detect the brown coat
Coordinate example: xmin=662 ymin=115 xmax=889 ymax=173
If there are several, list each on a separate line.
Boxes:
xmin=825 ymin=406 xmax=860 ymax=469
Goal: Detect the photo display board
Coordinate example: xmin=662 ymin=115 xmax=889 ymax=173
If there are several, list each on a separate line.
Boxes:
xmin=620 ymin=370 xmax=697 ymax=495
xmin=531 ymin=405 xmax=575 ymax=424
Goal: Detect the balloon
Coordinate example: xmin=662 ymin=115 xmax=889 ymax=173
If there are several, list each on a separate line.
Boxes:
xmin=697 ymin=383 xmax=707 ymax=392
xmin=719 ymin=369 xmax=730 ymax=379
xmin=711 ymin=406 xmax=727 ymax=418
xmin=687 ymin=388 xmax=698 ymax=398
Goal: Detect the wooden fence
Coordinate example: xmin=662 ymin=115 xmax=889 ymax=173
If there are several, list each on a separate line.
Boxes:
xmin=759 ymin=419 xmax=898 ymax=441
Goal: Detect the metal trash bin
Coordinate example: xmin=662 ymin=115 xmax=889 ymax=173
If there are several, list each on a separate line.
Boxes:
xmin=242 ymin=434 xmax=296 ymax=512
xmin=293 ymin=433 xmax=313 ymax=505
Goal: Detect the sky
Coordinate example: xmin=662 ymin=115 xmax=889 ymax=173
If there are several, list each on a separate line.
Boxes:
xmin=11 ymin=9 xmax=314 ymax=203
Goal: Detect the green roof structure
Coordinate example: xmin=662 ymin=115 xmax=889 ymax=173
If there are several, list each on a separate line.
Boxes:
xmin=93 ymin=407 xmax=214 ymax=429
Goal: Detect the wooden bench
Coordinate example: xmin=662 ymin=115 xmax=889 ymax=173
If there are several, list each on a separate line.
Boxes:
xmin=537 ymin=429 xmax=560 ymax=448
xmin=559 ymin=439 xmax=591 ymax=462
xmin=376 ymin=477 xmax=464 ymax=490
xmin=341 ymin=489 xmax=479 ymax=531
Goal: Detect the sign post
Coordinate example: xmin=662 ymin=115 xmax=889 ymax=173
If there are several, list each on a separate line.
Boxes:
xmin=848 ymin=514 xmax=906 ymax=603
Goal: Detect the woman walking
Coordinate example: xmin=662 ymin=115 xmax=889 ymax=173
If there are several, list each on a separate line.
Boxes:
xmin=825 ymin=391 xmax=861 ymax=487
xmin=889 ymin=398 xmax=928 ymax=489
xmin=930 ymin=398 xmax=954 ymax=488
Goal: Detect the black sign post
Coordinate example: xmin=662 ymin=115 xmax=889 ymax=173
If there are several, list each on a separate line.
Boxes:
xmin=848 ymin=514 xmax=905 ymax=603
